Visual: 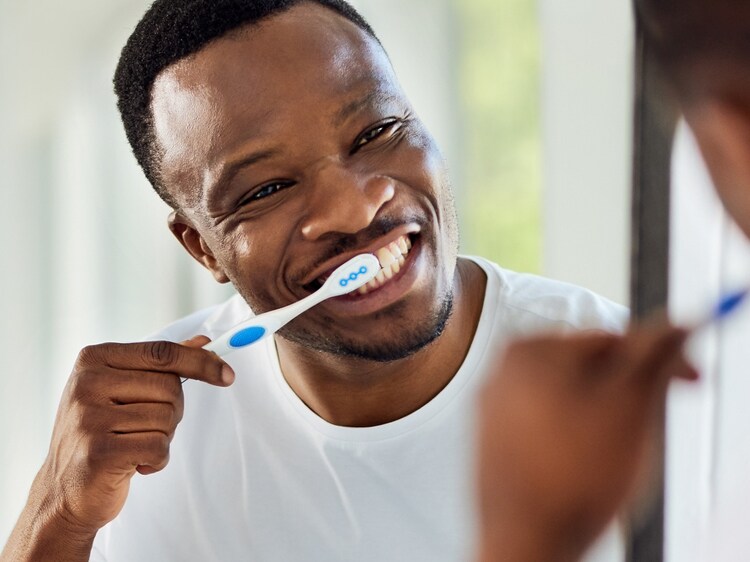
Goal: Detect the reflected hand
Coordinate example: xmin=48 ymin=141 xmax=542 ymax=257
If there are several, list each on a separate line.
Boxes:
xmin=477 ymin=324 xmax=697 ymax=562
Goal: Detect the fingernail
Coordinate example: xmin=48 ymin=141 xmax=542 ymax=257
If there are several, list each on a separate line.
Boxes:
xmin=222 ymin=364 xmax=236 ymax=385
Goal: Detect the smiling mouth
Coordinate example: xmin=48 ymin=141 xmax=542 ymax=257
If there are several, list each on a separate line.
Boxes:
xmin=356 ymin=234 xmax=413 ymax=295
xmin=305 ymin=234 xmax=415 ymax=295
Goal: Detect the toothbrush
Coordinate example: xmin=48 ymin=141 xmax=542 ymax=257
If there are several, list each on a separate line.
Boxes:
xmin=692 ymin=287 xmax=750 ymax=332
xmin=203 ymin=253 xmax=380 ymax=357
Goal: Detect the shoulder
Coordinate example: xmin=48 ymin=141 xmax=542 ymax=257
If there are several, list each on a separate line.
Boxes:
xmin=143 ymin=293 xmax=252 ymax=343
xmin=468 ymin=256 xmax=629 ymax=335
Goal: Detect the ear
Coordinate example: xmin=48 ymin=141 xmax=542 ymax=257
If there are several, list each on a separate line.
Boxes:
xmin=168 ymin=211 xmax=230 ymax=284
xmin=684 ymin=98 xmax=750 ymax=238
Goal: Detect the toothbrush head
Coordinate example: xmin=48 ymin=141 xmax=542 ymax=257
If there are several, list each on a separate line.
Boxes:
xmin=322 ymin=254 xmax=380 ymax=297
xmin=713 ymin=288 xmax=749 ymax=322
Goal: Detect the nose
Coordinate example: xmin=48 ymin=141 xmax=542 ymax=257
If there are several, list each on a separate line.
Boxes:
xmin=300 ymin=164 xmax=395 ymax=241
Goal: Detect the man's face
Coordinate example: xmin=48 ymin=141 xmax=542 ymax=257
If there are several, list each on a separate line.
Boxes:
xmin=151 ymin=4 xmax=460 ymax=361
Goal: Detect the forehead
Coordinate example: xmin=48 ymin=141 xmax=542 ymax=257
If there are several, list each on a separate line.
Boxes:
xmin=150 ymin=3 xmax=400 ymax=204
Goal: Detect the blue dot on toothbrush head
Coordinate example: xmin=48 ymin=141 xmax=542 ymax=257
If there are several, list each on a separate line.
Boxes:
xmin=349 ymin=273 xmax=358 ymax=281
xmin=339 ymin=279 xmax=348 ymax=287
xmin=359 ymin=266 xmax=368 ymax=274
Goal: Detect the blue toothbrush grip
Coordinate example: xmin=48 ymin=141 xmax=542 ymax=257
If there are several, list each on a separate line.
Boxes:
xmin=229 ymin=326 xmax=267 ymax=348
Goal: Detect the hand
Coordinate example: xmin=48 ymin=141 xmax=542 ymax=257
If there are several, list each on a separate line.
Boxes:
xmin=476 ymin=323 xmax=697 ymax=561
xmin=29 ymin=336 xmax=234 ymax=538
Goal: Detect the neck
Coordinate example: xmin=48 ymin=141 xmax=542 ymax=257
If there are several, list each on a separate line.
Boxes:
xmin=274 ymin=258 xmax=487 ymax=427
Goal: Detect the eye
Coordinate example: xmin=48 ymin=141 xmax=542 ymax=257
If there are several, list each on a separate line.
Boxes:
xmin=351 ymin=118 xmax=403 ymax=154
xmin=240 ymin=180 xmax=295 ymax=206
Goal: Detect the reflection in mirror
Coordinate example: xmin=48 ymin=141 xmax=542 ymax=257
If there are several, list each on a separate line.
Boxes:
xmin=630 ymin=1 xmax=750 ymax=560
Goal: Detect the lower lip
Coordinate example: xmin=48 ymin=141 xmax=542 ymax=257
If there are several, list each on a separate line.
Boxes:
xmin=323 ymin=237 xmax=424 ymax=316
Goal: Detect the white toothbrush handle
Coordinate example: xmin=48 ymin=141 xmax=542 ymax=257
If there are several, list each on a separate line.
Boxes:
xmin=203 ymin=291 xmax=327 ymax=357
xmin=203 ymin=253 xmax=378 ymax=358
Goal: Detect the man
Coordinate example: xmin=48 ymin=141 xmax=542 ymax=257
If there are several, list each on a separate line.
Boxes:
xmin=1 ymin=1 xmax=625 ymax=561
xmin=476 ymin=0 xmax=750 ymax=560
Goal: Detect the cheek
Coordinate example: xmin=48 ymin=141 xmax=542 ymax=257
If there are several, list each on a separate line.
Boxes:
xmin=393 ymin=127 xmax=450 ymax=206
xmin=715 ymin=183 xmax=750 ymax=239
xmin=218 ymin=212 xmax=293 ymax=266
xmin=396 ymin=129 xmax=459 ymax=281
xmin=217 ymin=227 xmax=256 ymax=268
xmin=405 ymin=125 xmax=445 ymax=178
xmin=222 ymin=229 xmax=254 ymax=260
xmin=216 ymin=226 xmax=284 ymax=306
xmin=407 ymin=130 xmax=458 ymax=244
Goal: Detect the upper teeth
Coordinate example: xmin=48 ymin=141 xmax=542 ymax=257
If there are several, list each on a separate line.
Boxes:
xmin=359 ymin=235 xmax=412 ymax=295
xmin=314 ymin=235 xmax=413 ymax=294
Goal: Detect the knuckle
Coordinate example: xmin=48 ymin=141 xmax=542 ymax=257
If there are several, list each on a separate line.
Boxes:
xmin=162 ymin=402 xmax=179 ymax=425
xmin=67 ymin=369 xmax=96 ymax=402
xmin=148 ymin=433 xmax=171 ymax=458
xmin=158 ymin=373 xmax=183 ymax=397
xmin=77 ymin=342 xmax=119 ymax=365
xmin=160 ymin=435 xmax=171 ymax=455
xmin=144 ymin=341 xmax=177 ymax=368
xmin=76 ymin=344 xmax=100 ymax=366
xmin=148 ymin=402 xmax=176 ymax=428
xmin=173 ymin=401 xmax=184 ymax=425
xmin=150 ymin=452 xmax=171 ymax=472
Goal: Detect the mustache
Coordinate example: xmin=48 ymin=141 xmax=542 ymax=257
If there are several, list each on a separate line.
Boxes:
xmin=296 ymin=212 xmax=426 ymax=282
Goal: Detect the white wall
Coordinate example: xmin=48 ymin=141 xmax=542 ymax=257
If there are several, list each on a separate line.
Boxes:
xmin=539 ymin=0 xmax=634 ymax=305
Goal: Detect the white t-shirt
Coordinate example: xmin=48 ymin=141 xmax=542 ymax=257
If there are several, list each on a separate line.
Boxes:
xmin=91 ymin=258 xmax=627 ymax=562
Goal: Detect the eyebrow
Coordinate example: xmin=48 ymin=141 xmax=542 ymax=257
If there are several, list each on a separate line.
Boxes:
xmin=334 ymin=90 xmax=402 ymax=127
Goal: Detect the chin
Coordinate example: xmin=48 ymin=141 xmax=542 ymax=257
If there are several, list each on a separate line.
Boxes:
xmin=279 ymin=291 xmax=454 ymax=363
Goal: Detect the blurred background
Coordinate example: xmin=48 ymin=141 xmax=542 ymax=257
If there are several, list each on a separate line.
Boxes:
xmin=0 ymin=0 xmax=633 ymax=552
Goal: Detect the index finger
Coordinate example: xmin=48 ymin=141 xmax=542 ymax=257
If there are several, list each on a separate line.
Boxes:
xmin=89 ymin=339 xmax=235 ymax=387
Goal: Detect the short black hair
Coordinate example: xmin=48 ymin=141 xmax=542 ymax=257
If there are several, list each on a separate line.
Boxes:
xmin=114 ymin=0 xmax=378 ymax=207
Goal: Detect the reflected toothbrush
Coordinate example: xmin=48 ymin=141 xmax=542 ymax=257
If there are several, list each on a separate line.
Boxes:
xmin=692 ymin=287 xmax=750 ymax=332
xmin=203 ymin=253 xmax=380 ymax=357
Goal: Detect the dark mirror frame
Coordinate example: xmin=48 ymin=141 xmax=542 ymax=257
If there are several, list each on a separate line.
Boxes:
xmin=626 ymin=18 xmax=679 ymax=562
